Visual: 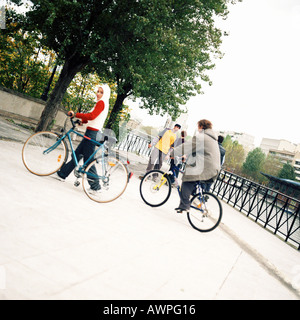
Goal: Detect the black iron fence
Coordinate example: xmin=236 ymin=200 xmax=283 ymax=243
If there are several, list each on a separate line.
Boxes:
xmin=211 ymin=170 xmax=300 ymax=250
xmin=116 ymin=132 xmax=153 ymax=157
xmin=116 ymin=132 xmax=300 ymax=250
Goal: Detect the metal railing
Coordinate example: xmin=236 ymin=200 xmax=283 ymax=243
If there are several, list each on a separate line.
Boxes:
xmin=116 ymin=132 xmax=153 ymax=157
xmin=116 ymin=132 xmax=300 ymax=250
xmin=211 ymin=170 xmax=300 ymax=250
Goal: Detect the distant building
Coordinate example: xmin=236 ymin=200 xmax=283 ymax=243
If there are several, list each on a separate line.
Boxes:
xmin=293 ymin=153 xmax=300 ymax=182
xmin=260 ymin=138 xmax=300 ymax=182
xmin=219 ymin=130 xmax=255 ymax=153
xmin=260 ymin=138 xmax=296 ymax=155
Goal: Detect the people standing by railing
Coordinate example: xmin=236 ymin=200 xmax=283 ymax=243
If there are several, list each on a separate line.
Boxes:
xmin=138 ymin=124 xmax=181 ymax=179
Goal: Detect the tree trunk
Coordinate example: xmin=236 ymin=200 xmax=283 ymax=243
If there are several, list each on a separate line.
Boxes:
xmin=105 ymin=83 xmax=132 ymax=132
xmin=105 ymin=93 xmax=127 ymax=130
xmin=40 ymin=64 xmax=58 ymax=101
xmin=35 ymin=54 xmax=89 ymax=132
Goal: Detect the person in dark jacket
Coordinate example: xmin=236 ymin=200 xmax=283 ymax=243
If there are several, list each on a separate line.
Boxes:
xmin=173 ymin=119 xmax=221 ymax=213
xmin=218 ymin=135 xmax=226 ymax=166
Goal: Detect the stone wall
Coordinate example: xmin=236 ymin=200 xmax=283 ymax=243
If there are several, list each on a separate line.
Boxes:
xmin=0 ymin=86 xmax=66 ymax=129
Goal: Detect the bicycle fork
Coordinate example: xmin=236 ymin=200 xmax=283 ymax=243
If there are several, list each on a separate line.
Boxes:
xmin=193 ymin=194 xmax=209 ymax=220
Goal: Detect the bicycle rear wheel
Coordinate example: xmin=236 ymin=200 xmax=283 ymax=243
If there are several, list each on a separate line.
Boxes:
xmin=140 ymin=170 xmax=172 ymax=207
xmin=187 ymin=192 xmax=222 ymax=232
xmin=22 ymin=131 xmax=67 ymax=176
xmin=82 ymin=156 xmax=128 ymax=203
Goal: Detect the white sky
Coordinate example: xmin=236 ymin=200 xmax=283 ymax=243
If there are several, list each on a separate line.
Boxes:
xmin=130 ymin=0 xmax=300 ymax=146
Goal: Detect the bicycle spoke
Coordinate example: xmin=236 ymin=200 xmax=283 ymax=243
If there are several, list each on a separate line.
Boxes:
xmin=188 ymin=192 xmax=222 ymax=232
xmin=140 ymin=170 xmax=172 ymax=207
xmin=82 ymin=156 xmax=128 ymax=203
xmin=22 ymin=132 xmax=67 ymax=176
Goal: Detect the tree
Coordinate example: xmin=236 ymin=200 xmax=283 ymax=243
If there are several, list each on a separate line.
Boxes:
xmin=278 ymin=163 xmax=296 ymax=181
xmin=242 ymin=148 xmax=266 ymax=181
xmin=62 ymin=72 xmax=101 ymax=113
xmin=95 ymin=0 xmax=236 ymax=130
xmin=0 ymin=13 xmax=56 ymax=98
xmin=260 ymin=154 xmax=282 ymax=184
xmin=222 ymin=135 xmax=245 ymax=173
xmin=12 ymin=0 xmax=240 ymax=132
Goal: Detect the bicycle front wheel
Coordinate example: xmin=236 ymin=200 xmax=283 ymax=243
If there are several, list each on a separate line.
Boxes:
xmin=82 ymin=156 xmax=128 ymax=203
xmin=187 ymin=192 xmax=222 ymax=232
xmin=22 ymin=131 xmax=67 ymax=176
xmin=140 ymin=170 xmax=172 ymax=207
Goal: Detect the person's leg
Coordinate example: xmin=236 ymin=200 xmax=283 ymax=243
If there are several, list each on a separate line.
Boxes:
xmin=154 ymin=150 xmax=166 ymax=171
xmin=57 ymin=139 xmax=84 ymax=179
xmin=204 ymin=182 xmax=213 ymax=192
xmin=177 ymin=181 xmax=196 ymax=211
xmin=82 ymin=131 xmax=101 ymax=190
xmin=146 ymin=147 xmax=160 ymax=172
xmin=200 ymin=180 xmax=213 ymax=193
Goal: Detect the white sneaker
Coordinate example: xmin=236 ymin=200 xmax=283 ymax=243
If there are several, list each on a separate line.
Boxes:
xmin=89 ymin=188 xmax=102 ymax=195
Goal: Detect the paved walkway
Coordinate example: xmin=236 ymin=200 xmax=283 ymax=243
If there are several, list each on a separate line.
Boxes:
xmin=0 ymin=116 xmax=299 ymax=300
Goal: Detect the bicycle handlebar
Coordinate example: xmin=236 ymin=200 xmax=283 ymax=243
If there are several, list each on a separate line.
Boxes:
xmin=69 ymin=116 xmax=81 ymax=129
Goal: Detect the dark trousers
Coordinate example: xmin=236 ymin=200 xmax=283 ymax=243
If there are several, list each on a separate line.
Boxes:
xmin=178 ymin=181 xmax=197 ymax=210
xmin=179 ymin=180 xmax=213 ymax=210
xmin=58 ymin=129 xmax=100 ymax=190
xmin=146 ymin=148 xmax=166 ymax=172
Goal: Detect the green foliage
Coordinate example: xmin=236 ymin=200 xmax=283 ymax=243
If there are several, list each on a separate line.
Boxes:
xmin=278 ymin=163 xmax=296 ymax=181
xmin=260 ymin=154 xmax=282 ymax=183
xmin=104 ymin=101 xmax=131 ymax=138
xmin=242 ymin=148 xmax=266 ymax=181
xmin=9 ymin=0 xmax=240 ymax=131
xmin=0 ymin=11 xmax=57 ymax=98
xmin=62 ymin=72 xmax=101 ymax=113
xmin=222 ymin=135 xmax=245 ymax=174
xmin=98 ymin=0 xmax=234 ymax=120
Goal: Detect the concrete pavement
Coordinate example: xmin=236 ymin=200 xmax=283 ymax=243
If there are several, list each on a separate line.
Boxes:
xmin=0 ymin=116 xmax=299 ymax=300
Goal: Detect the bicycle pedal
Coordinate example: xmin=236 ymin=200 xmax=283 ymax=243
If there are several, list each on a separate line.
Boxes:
xmin=74 ymin=181 xmax=80 ymax=187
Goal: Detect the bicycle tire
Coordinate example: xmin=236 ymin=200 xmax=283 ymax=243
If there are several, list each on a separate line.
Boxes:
xmin=22 ymin=131 xmax=68 ymax=176
xmin=140 ymin=170 xmax=172 ymax=207
xmin=187 ymin=192 xmax=222 ymax=232
xmin=82 ymin=156 xmax=128 ymax=203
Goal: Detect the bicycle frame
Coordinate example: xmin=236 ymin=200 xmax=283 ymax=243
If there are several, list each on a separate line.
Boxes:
xmin=152 ymin=162 xmax=206 ymax=212
xmin=43 ymin=126 xmax=107 ymax=179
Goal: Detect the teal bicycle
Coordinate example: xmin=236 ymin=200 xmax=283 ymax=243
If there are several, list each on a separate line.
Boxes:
xmin=22 ymin=117 xmax=129 ymax=203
